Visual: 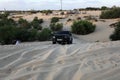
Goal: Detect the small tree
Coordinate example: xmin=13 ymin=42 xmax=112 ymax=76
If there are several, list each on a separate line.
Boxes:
xmin=0 ymin=25 xmax=17 ymax=44
xmin=50 ymin=23 xmax=63 ymax=31
xmin=31 ymin=17 xmax=43 ymax=30
xmin=110 ymin=22 xmax=120 ymax=41
xmin=32 ymin=17 xmax=43 ymax=24
xmin=0 ymin=16 xmax=16 ymax=27
xmin=71 ymin=20 xmax=96 ymax=35
xmin=51 ymin=17 xmax=59 ymax=23
xmin=18 ymin=18 xmax=31 ymax=29
xmin=100 ymin=7 xmax=120 ymax=19
xmin=40 ymin=10 xmax=52 ymax=15
xmin=101 ymin=6 xmax=108 ymax=10
xmin=15 ymin=28 xmax=30 ymax=42
xmin=36 ymin=28 xmax=52 ymax=41
xmin=27 ymin=29 xmax=38 ymax=41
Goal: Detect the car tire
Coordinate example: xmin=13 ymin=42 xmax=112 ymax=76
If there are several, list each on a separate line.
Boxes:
xmin=70 ymin=41 xmax=72 ymax=44
xmin=69 ymin=40 xmax=73 ymax=44
xmin=52 ymin=41 xmax=56 ymax=44
xmin=67 ymin=41 xmax=70 ymax=44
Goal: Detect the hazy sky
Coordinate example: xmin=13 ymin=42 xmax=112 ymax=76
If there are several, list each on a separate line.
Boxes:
xmin=0 ymin=0 xmax=120 ymax=10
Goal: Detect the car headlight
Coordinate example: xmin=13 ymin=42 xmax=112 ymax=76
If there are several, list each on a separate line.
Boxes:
xmin=53 ymin=36 xmax=55 ymax=38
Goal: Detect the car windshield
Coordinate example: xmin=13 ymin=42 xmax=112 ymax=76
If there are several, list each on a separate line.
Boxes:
xmin=56 ymin=31 xmax=70 ymax=34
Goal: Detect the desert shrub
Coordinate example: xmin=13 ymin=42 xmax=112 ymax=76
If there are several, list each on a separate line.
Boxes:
xmin=0 ymin=13 xmax=17 ymax=44
xmin=0 ymin=17 xmax=16 ymax=27
xmin=40 ymin=10 xmax=52 ymax=15
xmin=36 ymin=28 xmax=52 ymax=41
xmin=8 ymin=18 xmax=16 ymax=25
xmin=101 ymin=6 xmax=109 ymax=10
xmin=50 ymin=23 xmax=63 ymax=31
xmin=33 ymin=24 xmax=42 ymax=30
xmin=60 ymin=12 xmax=64 ymax=15
xmin=100 ymin=7 xmax=120 ymax=19
xmin=0 ymin=15 xmax=52 ymax=45
xmin=71 ymin=20 xmax=96 ymax=35
xmin=31 ymin=17 xmax=43 ymax=30
xmin=15 ymin=28 xmax=38 ymax=42
xmin=77 ymin=17 xmax=81 ymax=20
xmin=51 ymin=17 xmax=59 ymax=23
xmin=85 ymin=16 xmax=98 ymax=22
xmin=32 ymin=17 xmax=43 ymax=24
xmin=110 ymin=22 xmax=120 ymax=41
xmin=0 ymin=25 xmax=17 ymax=45
xmin=39 ymin=19 xmax=44 ymax=24
xmin=15 ymin=28 xmax=31 ymax=42
xmin=67 ymin=18 xmax=72 ymax=22
xmin=26 ymin=29 xmax=38 ymax=41
xmin=0 ymin=25 xmax=37 ymax=45
xmin=18 ymin=18 xmax=31 ymax=29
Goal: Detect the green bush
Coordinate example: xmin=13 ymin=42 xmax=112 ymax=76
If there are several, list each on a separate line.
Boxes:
xmin=100 ymin=7 xmax=120 ymax=19
xmin=0 ymin=16 xmax=52 ymax=45
xmin=0 ymin=25 xmax=17 ymax=45
xmin=31 ymin=17 xmax=43 ymax=30
xmin=0 ymin=17 xmax=16 ymax=27
xmin=32 ymin=17 xmax=43 ymax=24
xmin=36 ymin=28 xmax=52 ymax=41
xmin=0 ymin=25 xmax=38 ymax=45
xmin=15 ymin=28 xmax=38 ymax=42
xmin=40 ymin=10 xmax=52 ymax=15
xmin=110 ymin=22 xmax=120 ymax=41
xmin=18 ymin=18 xmax=31 ymax=29
xmin=51 ymin=17 xmax=59 ymax=23
xmin=71 ymin=20 xmax=96 ymax=35
xmin=15 ymin=28 xmax=30 ymax=42
xmin=50 ymin=23 xmax=63 ymax=31
xmin=101 ymin=6 xmax=109 ymax=10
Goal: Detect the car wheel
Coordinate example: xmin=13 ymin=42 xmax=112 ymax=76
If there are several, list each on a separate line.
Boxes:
xmin=70 ymin=41 xmax=72 ymax=44
xmin=52 ymin=41 xmax=56 ymax=44
xmin=67 ymin=41 xmax=70 ymax=44
xmin=69 ymin=40 xmax=73 ymax=44
xmin=61 ymin=42 xmax=65 ymax=45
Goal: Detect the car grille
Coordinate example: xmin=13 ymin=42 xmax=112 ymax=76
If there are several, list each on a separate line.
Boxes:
xmin=57 ymin=35 xmax=63 ymax=39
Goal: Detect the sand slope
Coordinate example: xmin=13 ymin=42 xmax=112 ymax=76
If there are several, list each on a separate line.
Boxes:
xmin=0 ymin=39 xmax=120 ymax=80
xmin=2 ymin=11 xmax=120 ymax=80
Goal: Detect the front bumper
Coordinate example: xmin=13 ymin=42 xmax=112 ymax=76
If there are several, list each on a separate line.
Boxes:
xmin=53 ymin=37 xmax=70 ymax=42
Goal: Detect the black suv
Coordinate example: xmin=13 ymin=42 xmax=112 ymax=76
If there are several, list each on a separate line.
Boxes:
xmin=52 ymin=31 xmax=73 ymax=44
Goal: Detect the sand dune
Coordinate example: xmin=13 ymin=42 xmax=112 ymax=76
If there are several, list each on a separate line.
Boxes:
xmin=1 ymin=11 xmax=120 ymax=80
xmin=0 ymin=38 xmax=120 ymax=80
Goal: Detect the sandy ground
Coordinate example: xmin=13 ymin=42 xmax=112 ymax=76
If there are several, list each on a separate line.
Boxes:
xmin=1 ymin=11 xmax=120 ymax=80
xmin=0 ymin=39 xmax=120 ymax=80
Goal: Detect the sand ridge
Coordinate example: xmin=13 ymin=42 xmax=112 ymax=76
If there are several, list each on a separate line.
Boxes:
xmin=0 ymin=39 xmax=120 ymax=80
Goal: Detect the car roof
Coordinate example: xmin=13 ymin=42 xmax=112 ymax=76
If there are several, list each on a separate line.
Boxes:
xmin=56 ymin=31 xmax=71 ymax=34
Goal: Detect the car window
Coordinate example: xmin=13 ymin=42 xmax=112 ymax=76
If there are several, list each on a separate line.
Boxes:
xmin=57 ymin=31 xmax=70 ymax=34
